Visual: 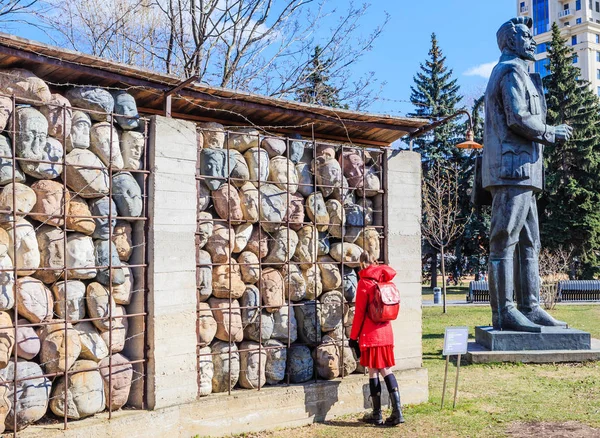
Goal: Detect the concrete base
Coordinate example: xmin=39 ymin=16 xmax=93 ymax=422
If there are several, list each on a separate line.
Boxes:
xmin=466 ymin=338 xmax=600 ymax=364
xmin=22 ymin=368 xmax=428 ymax=438
xmin=475 ymin=326 xmax=591 ymax=351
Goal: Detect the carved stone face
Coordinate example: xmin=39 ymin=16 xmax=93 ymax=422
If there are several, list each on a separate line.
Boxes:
xmin=314 ymin=156 xmax=342 ymax=197
xmin=40 ymin=93 xmax=72 ymax=139
xmin=0 ymin=135 xmax=25 ymax=185
xmin=196 ymin=213 xmax=213 ymax=249
xmin=21 ymin=137 xmax=63 ymax=180
xmin=340 ymin=150 xmax=365 ymax=188
xmin=66 ymin=87 xmax=114 ymax=122
xmin=90 ymin=196 xmax=117 ymax=240
xmin=66 ymin=233 xmax=96 ymax=279
xmin=199 ymin=149 xmax=228 ymax=190
xmin=514 ymin=24 xmax=536 ymax=61
xmin=199 ymin=122 xmax=225 ymax=149
xmin=6 ymin=218 xmax=40 ymax=275
xmin=69 ymin=111 xmax=92 ymax=150
xmin=90 ymin=122 xmax=123 ymax=169
xmin=112 ymin=92 xmax=139 ymax=130
xmin=287 ymin=193 xmax=305 ymax=230
xmin=198 ymin=346 xmax=214 ymax=396
xmin=15 ymin=107 xmax=47 ymax=160
xmin=112 ymin=172 xmax=143 ymax=217
xmin=196 ymin=250 xmax=212 ymax=301
xmin=121 ymin=131 xmax=144 ymax=170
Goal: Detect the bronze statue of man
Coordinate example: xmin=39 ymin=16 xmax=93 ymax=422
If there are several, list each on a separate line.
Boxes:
xmin=483 ymin=17 xmax=572 ymax=332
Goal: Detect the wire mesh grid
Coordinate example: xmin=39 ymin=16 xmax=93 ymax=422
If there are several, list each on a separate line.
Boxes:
xmin=0 ymin=90 xmax=149 ymax=435
xmin=195 ymin=125 xmax=388 ymax=396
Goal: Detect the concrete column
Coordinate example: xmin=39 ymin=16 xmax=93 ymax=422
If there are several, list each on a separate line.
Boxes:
xmin=146 ymin=115 xmax=198 ymax=409
xmin=386 ymin=151 xmax=423 ymax=371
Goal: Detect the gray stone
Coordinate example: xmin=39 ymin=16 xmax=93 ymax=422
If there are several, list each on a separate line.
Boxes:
xmin=229 ymin=149 xmax=250 ymax=187
xmin=272 ymin=304 xmax=298 ymax=343
xmin=209 ymin=298 xmax=244 ymax=343
xmin=94 ymin=239 xmax=125 ymax=286
xmin=258 ymin=183 xmax=287 ymax=232
xmin=198 ymin=346 xmax=214 ymax=396
xmin=112 ymin=91 xmax=139 ymax=130
xmin=344 ymin=203 xmax=365 ymax=242
xmin=197 ymin=302 xmax=217 ymax=347
xmin=51 ymin=280 xmax=86 ymax=322
xmin=89 ymin=196 xmax=117 ymax=240
xmin=0 ymin=96 xmax=9 ymax=133
xmin=318 ymin=231 xmax=330 ymax=256
xmin=196 ymin=212 xmax=213 ymax=249
xmin=295 ymin=300 xmax=321 ymax=344
xmin=265 ymin=339 xmax=287 ymax=384
xmin=213 ymin=183 xmax=243 ymax=224
xmin=303 ymin=265 xmax=322 ymax=300
xmin=49 ymin=360 xmax=105 ymax=419
xmin=237 ymin=251 xmax=259 ymax=284
xmin=40 ymin=93 xmax=72 ymax=139
xmin=475 ymin=326 xmax=591 ymax=351
xmin=197 ymin=179 xmax=211 ymax=213
xmin=0 ymin=245 xmax=13 ymax=311
xmin=242 ymin=289 xmax=274 ymax=343
xmin=30 ymin=180 xmax=68 ymax=227
xmin=21 ymin=137 xmax=63 ymax=179
xmin=331 ymin=176 xmax=354 ymax=206
xmin=16 ymin=277 xmax=52 ymax=323
xmin=315 ymin=341 xmax=340 ymax=380
xmin=99 ymin=353 xmax=133 ymax=410
xmin=286 ymin=345 xmax=313 ymax=383
xmin=15 ymin=318 xmax=40 ymax=360
xmin=86 ymin=282 xmax=116 ymax=332
xmin=100 ymin=304 xmax=128 ymax=353
xmin=244 ymin=147 xmax=269 ymax=184
xmin=282 ymin=263 xmax=306 ymax=302
xmin=357 ymin=166 xmax=381 ymax=197
xmin=199 ymin=122 xmax=225 ymax=149
xmin=306 ymin=192 xmax=329 ymax=232
xmin=234 ymin=224 xmax=253 ymax=254
xmin=39 ymin=322 xmax=82 ymax=373
xmin=211 ymin=341 xmax=240 ymax=393
xmin=66 ymin=233 xmax=97 ymax=279
xmin=74 ymin=321 xmax=109 ymax=362
xmin=0 ymin=135 xmax=25 ymax=185
xmin=32 ymin=226 xmax=64 ymax=285
xmin=112 ymin=220 xmax=133 ymax=261
xmin=112 ymin=172 xmax=143 ymax=217
xmin=316 ymin=143 xmax=336 ymax=159
xmin=121 ymin=131 xmax=144 ymax=171
xmin=287 ymin=135 xmax=305 ymax=164
xmin=320 ymin=290 xmax=344 ymax=332
xmin=64 ymin=149 xmax=110 ymax=198
xmin=295 ymin=162 xmax=314 ymax=197
xmin=269 ymin=156 xmax=298 ymax=193
xmin=314 ymin=155 xmax=342 ymax=197
xmin=196 ymin=250 xmax=212 ymax=301
xmin=264 ymin=229 xmax=298 ymax=265
xmin=318 ymin=256 xmax=342 ymax=292
xmin=227 ymin=128 xmax=260 ymax=152
xmin=12 ymin=107 xmax=46 ymax=161
xmin=199 ymin=148 xmax=230 ymax=191
xmin=261 ymin=137 xmax=286 ymax=157
xmin=238 ymin=341 xmax=267 ymax=389
xmin=65 ymin=87 xmax=114 ymax=122
xmin=66 ymin=111 xmax=92 ymax=151
xmin=342 ymin=267 xmax=358 ymax=303
xmin=356 ymin=197 xmax=374 ymax=225
xmin=1 ymin=360 xmax=51 ymax=431
xmin=239 ymin=182 xmax=259 ymax=223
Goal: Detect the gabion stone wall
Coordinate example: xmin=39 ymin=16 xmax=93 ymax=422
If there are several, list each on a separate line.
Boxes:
xmin=196 ymin=124 xmax=385 ymax=395
xmin=0 ymin=69 xmax=148 ymax=434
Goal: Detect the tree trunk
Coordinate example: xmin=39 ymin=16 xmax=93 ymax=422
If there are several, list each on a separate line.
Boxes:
xmin=430 ymin=252 xmax=438 ymax=288
xmin=441 ymin=245 xmax=447 ymax=314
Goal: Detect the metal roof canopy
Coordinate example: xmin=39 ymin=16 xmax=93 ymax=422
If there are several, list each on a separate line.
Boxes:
xmin=0 ymin=32 xmax=428 ymax=147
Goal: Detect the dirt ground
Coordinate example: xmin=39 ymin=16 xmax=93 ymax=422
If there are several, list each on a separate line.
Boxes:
xmin=507 ymin=421 xmax=600 ymax=438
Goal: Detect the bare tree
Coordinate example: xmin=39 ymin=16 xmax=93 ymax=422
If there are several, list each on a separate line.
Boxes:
xmin=538 ymin=245 xmax=573 ymax=310
xmin=0 ymin=0 xmax=46 ymax=28
xmin=38 ymin=0 xmax=387 ymax=109
xmin=422 ymin=161 xmax=470 ymax=313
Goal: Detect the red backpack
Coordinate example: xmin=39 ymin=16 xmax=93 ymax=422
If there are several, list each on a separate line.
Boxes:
xmin=368 ymin=280 xmax=401 ymax=323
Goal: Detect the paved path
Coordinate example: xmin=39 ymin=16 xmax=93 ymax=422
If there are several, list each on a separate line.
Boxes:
xmin=422 ymin=300 xmax=600 ymax=307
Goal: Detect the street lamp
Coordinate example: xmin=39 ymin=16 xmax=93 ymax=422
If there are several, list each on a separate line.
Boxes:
xmin=408 ymin=109 xmax=483 ymax=150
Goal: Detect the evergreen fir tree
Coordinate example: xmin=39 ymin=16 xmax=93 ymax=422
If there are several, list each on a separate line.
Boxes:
xmin=410 ymin=33 xmax=463 ymax=164
xmin=541 ymin=22 xmax=600 ymax=277
xmin=296 ymin=46 xmax=348 ymax=109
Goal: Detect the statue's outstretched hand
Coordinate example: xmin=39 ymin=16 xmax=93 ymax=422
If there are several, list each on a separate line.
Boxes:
xmin=555 ymin=124 xmax=573 ymax=144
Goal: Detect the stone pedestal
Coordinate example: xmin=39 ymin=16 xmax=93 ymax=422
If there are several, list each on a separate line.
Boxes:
xmin=475 ymin=326 xmax=591 ymax=351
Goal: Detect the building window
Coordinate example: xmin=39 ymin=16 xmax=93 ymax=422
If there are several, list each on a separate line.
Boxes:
xmin=597 ymin=86 xmax=600 ymax=96
xmin=565 ymin=21 xmax=570 ymax=26
xmin=572 ymin=35 xmax=578 ymax=45
xmin=597 ymin=35 xmax=600 ymax=43
xmin=520 ymin=1 xmax=526 ymax=13
xmin=597 ymin=1 xmax=599 ymax=12
xmin=533 ymin=0 xmax=550 ymax=35
xmin=536 ymin=43 xmax=547 ymax=54
xmin=573 ymin=55 xmax=579 ymax=63
xmin=577 ymin=0 xmax=582 ymax=10
xmin=576 ymin=17 xmax=582 ymax=24
xmin=597 ymin=69 xmax=600 ymax=79
xmin=564 ymin=3 xmax=569 ymax=10
xmin=535 ymin=59 xmax=550 ymax=78
xmin=597 ymin=51 xmax=600 ymax=62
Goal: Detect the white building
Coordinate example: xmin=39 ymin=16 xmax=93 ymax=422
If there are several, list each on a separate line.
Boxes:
xmin=517 ymin=0 xmax=600 ymax=95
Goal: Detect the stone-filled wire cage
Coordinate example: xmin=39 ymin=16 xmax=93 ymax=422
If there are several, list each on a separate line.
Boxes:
xmin=0 ymin=69 xmax=149 ymax=435
xmin=196 ymin=125 xmax=387 ymax=395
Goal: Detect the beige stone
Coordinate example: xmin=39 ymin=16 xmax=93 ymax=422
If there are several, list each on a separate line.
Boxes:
xmin=99 ymin=353 xmax=133 ymax=410
xmin=39 ymin=322 xmax=82 ymax=373
xmin=313 ymin=155 xmax=342 ymax=197
xmin=51 ymin=280 xmax=86 ymax=322
xmin=33 ymin=225 xmax=65 ymax=284
xmin=86 ymin=282 xmax=116 ymax=332
xmin=293 ymin=225 xmax=317 ymax=269
xmin=49 ymin=360 xmax=105 ymax=419
xmin=330 ymin=242 xmax=363 ymax=268
xmin=0 ymin=68 xmax=51 ymax=102
xmin=244 ymin=147 xmax=269 ymax=183
xmin=316 ymin=143 xmax=336 ymax=159
xmin=74 ymin=321 xmax=109 ymax=362
xmin=197 ymin=302 xmax=217 ymax=347
xmin=318 ymin=256 xmax=342 ymax=292
xmin=326 ymin=199 xmax=345 ymax=238
xmin=238 ymin=341 xmax=267 ymax=389
xmin=306 ymin=192 xmax=329 ymax=231
xmin=113 ymin=263 xmax=133 ymax=305
xmin=228 ymin=127 xmax=260 ymax=152
xmin=357 ymin=227 xmax=381 ymax=261
xmin=260 ymin=268 xmax=284 ymax=313
xmin=209 ymin=298 xmax=244 ymax=343
xmin=331 ymin=175 xmax=354 ymax=206
xmin=90 ymin=122 xmax=124 ymax=169
xmin=40 ymin=93 xmax=72 ymax=140
xmin=238 ymin=251 xmax=260 ymax=284
xmin=66 ymin=233 xmax=96 ymax=279
xmin=30 ymin=180 xmax=69 ymax=227
xmin=233 ymin=223 xmax=253 ymax=253
xmin=211 ymin=341 xmax=240 ymax=393
xmin=0 ymin=96 xmax=11 ymax=133
xmin=259 ymin=183 xmax=287 ymax=232
xmin=112 ymin=220 xmax=133 ymax=261
xmin=100 ymin=305 xmax=128 ymax=353
xmin=66 ymin=195 xmax=95 ymax=235
xmin=287 ymin=192 xmax=305 ymax=231
xmin=0 ymin=183 xmax=36 ymax=221
xmin=0 ymin=312 xmax=13 ymax=368
xmin=15 ymin=318 xmax=39 ymax=360
xmin=196 ymin=212 xmax=213 ymax=250
xmin=357 ymin=166 xmax=382 ymax=197
xmin=212 ymin=259 xmax=245 ymax=299
xmin=0 ymin=249 xmax=13 ymax=311
xmin=0 ymin=135 xmax=25 ymax=186
xmin=315 ymin=341 xmax=340 ymax=380
xmin=121 ymin=131 xmax=145 ymax=171
xmin=229 ymin=149 xmax=250 ymax=188
xmin=206 ymin=223 xmax=235 ymax=264
xmin=264 ymin=229 xmax=298 ymax=265
xmin=197 ymin=180 xmax=210 ymax=212
xmin=246 ymin=224 xmax=268 ymax=259
xmin=199 ymin=122 xmax=225 ymax=149
xmin=239 ymin=182 xmax=259 ymax=223
xmin=261 ymin=137 xmax=286 ymax=157
xmin=16 ymin=277 xmax=52 ymax=323
xmin=196 ymin=251 xmax=212 ymax=302
xmin=3 ymin=219 xmax=40 ymax=276
xmin=269 ymin=156 xmax=298 ymax=193
xmin=198 ymin=346 xmax=213 ymax=396
xmin=282 ymin=263 xmax=306 ymax=301
xmin=64 ymin=149 xmax=110 ymax=198
xmin=271 ymin=304 xmax=298 ymax=343
xmin=303 ymin=265 xmax=323 ymax=300
xmin=213 ymin=183 xmax=243 ymax=224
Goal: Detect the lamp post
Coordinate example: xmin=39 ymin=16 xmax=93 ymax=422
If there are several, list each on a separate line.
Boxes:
xmin=408 ymin=109 xmax=483 ymax=150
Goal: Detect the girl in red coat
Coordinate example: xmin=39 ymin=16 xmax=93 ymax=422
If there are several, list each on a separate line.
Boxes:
xmin=349 ymin=252 xmax=405 ymax=426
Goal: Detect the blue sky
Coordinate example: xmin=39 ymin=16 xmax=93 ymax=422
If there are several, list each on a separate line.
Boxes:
xmin=12 ymin=0 xmax=515 ymax=117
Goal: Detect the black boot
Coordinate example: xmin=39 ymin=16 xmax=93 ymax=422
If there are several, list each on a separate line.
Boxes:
xmin=385 ymin=389 xmax=405 ymax=425
xmin=362 ymin=395 xmax=383 ymax=425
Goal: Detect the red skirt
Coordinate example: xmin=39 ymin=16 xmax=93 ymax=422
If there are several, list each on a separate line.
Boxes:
xmin=359 ymin=345 xmax=395 ymax=369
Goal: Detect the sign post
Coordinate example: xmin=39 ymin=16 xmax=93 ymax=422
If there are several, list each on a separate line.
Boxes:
xmin=441 ymin=326 xmax=469 ymax=409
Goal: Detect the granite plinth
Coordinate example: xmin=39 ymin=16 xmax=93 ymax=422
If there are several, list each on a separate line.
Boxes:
xmin=475 ymin=326 xmax=591 ymax=351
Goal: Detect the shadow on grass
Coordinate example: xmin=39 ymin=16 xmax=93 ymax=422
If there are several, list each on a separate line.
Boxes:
xmin=422 ymin=334 xmax=444 ymax=340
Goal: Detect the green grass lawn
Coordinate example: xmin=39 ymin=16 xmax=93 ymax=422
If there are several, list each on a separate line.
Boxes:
xmin=422 ymin=285 xmax=469 ymax=302
xmin=246 ymin=305 xmax=600 ymax=438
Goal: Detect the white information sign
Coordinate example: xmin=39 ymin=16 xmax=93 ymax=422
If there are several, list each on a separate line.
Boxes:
xmin=442 ymin=326 xmax=469 ymax=356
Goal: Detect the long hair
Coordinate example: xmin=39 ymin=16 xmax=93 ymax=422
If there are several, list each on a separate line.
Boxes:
xmin=359 ymin=251 xmax=378 ymax=270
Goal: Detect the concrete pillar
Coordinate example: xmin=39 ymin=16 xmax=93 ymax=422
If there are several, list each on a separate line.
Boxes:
xmin=146 ymin=115 xmax=198 ymax=409
xmin=386 ymin=151 xmax=423 ymax=371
